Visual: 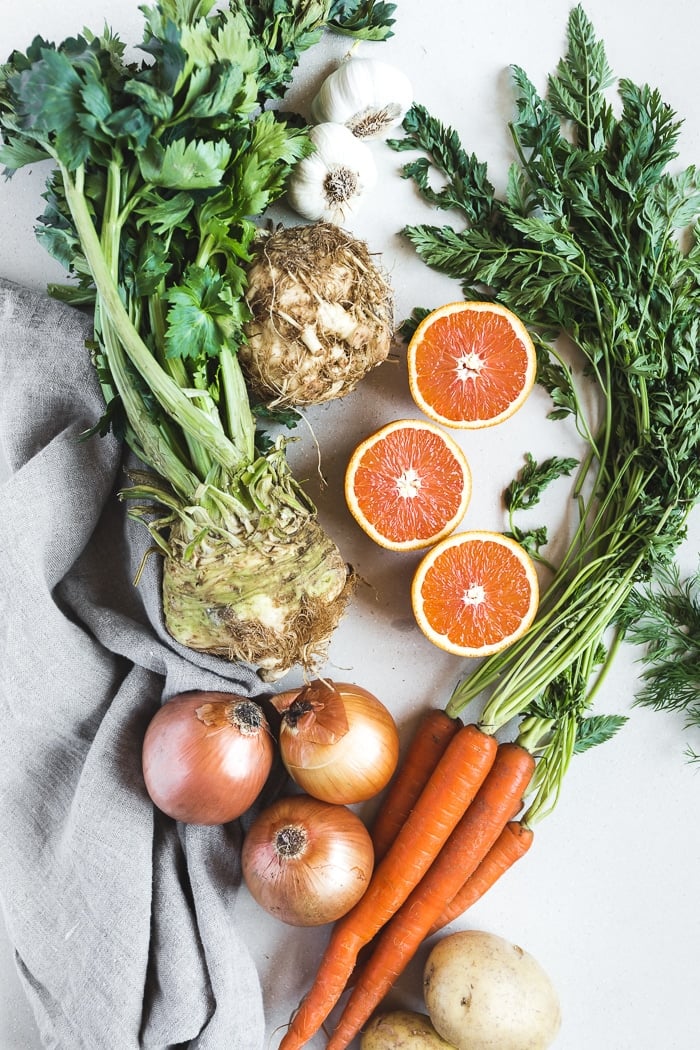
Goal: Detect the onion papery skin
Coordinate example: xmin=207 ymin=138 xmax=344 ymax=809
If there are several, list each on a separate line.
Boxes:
xmin=142 ymin=691 xmax=274 ymax=825
xmin=276 ymin=680 xmax=400 ymax=804
xmin=241 ymin=222 xmax=394 ymax=409
xmin=241 ymin=794 xmax=374 ymax=926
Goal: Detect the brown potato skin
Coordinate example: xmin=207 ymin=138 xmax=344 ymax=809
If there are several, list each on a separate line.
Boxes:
xmin=360 ymin=1010 xmax=457 ymax=1049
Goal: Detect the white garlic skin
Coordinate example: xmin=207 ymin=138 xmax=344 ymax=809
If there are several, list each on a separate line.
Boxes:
xmin=310 ymin=56 xmax=413 ymax=139
xmin=286 ymin=122 xmax=378 ymax=224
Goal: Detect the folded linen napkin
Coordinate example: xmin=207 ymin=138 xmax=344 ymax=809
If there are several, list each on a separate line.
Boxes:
xmin=0 ymin=278 xmax=271 ymax=1049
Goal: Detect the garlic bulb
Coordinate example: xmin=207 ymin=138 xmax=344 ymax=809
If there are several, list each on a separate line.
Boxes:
xmin=310 ymin=56 xmax=413 ymax=139
xmin=286 ymin=122 xmax=377 ymax=224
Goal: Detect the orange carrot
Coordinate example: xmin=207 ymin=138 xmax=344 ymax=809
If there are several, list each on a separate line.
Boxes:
xmin=350 ymin=805 xmax=527 ymax=988
xmin=370 ymin=708 xmax=461 ymax=862
xmin=278 ymin=723 xmax=497 ymax=1050
xmin=348 ymin=709 xmax=462 ymax=988
xmin=428 ymin=819 xmax=534 ymax=935
xmin=326 ymin=743 xmax=535 ymax=1050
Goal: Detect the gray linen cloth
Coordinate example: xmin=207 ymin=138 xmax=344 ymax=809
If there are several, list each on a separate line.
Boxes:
xmin=0 ymin=278 xmax=274 ymax=1049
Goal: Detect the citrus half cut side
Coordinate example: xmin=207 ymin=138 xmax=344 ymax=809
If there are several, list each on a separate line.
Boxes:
xmin=407 ymin=301 xmax=537 ymax=429
xmin=411 ymin=530 xmax=539 ymax=656
xmin=344 ymin=418 xmax=472 ymax=551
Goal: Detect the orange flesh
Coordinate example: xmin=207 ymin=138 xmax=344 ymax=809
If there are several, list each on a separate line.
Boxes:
xmin=352 ymin=428 xmax=467 ymax=543
xmin=417 ymin=538 xmax=534 ymax=647
xmin=414 ymin=311 xmax=532 ymax=423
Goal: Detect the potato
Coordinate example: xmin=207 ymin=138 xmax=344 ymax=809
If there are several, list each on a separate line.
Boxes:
xmin=360 ymin=1009 xmax=457 ymax=1049
xmin=423 ymin=930 xmax=561 ymax=1050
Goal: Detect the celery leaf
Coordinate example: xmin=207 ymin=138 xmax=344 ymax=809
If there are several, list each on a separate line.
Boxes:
xmin=165 ymin=265 xmax=249 ymax=361
xmin=138 ymin=136 xmax=232 ymax=189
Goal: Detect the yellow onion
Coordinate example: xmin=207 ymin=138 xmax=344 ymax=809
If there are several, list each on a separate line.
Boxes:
xmin=142 ymin=691 xmax=274 ymax=825
xmin=241 ymin=794 xmax=374 ymax=926
xmin=272 ymin=679 xmax=399 ymax=804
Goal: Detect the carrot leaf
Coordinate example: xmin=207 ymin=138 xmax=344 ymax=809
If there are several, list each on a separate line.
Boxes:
xmin=406 ymin=4 xmax=700 ymax=813
xmin=505 ymin=452 xmax=579 ymax=512
xmin=573 ymin=714 xmax=629 ymax=754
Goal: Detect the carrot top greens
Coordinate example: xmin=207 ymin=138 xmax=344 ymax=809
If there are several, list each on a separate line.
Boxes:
xmin=390 ymin=4 xmax=700 ymax=819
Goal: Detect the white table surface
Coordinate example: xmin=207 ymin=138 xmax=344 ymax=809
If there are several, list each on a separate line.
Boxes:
xmin=1 ymin=2 xmax=699 ymax=1048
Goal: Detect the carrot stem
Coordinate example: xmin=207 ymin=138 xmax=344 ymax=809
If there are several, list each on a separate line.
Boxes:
xmin=278 ymin=723 xmax=497 ymax=1050
xmin=370 ymin=708 xmax=461 ymax=862
xmin=326 ymin=743 xmax=536 ymax=1050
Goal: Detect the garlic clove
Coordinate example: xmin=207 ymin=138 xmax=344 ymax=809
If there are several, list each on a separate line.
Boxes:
xmin=310 ymin=56 xmax=413 ymax=139
xmin=286 ymin=122 xmax=377 ymax=224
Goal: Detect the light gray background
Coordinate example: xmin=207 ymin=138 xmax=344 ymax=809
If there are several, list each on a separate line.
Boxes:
xmin=2 ymin=2 xmax=699 ymax=1048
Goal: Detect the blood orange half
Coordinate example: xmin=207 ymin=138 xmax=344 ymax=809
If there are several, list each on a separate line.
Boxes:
xmin=344 ymin=419 xmax=472 ymax=551
xmin=407 ymin=301 xmax=537 ymax=428
xmin=411 ymin=530 xmax=539 ymax=656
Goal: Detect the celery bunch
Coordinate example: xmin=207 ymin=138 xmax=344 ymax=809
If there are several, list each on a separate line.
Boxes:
xmin=0 ymin=0 xmax=394 ymax=679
